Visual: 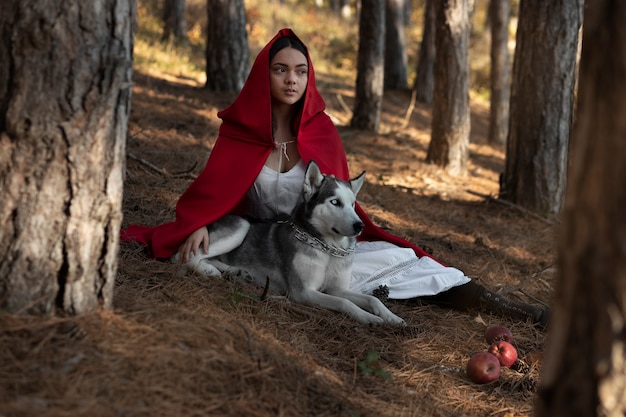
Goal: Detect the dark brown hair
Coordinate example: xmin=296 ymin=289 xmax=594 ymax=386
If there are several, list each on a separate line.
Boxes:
xmin=269 ymin=36 xmax=308 ymax=63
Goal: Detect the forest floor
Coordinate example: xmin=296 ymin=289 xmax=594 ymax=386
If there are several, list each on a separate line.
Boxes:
xmin=0 ymin=71 xmax=556 ymax=417
xmin=0 ymin=2 xmax=558 ymax=416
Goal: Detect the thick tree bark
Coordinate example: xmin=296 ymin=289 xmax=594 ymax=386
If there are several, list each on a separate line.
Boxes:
xmin=162 ymin=0 xmax=188 ymax=44
xmin=426 ymin=0 xmax=470 ymax=176
xmin=0 ymin=0 xmax=135 ymax=315
xmin=500 ymin=0 xmax=582 ymax=216
xmin=413 ymin=0 xmax=436 ymax=104
xmin=487 ymin=0 xmax=510 ymax=146
xmin=205 ymin=0 xmax=248 ymax=92
xmin=384 ymin=0 xmax=408 ymax=90
xmin=535 ymin=1 xmax=626 ymax=416
xmin=351 ymin=0 xmax=385 ymax=132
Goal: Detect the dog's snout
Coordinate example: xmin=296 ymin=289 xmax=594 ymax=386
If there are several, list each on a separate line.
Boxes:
xmin=353 ymin=221 xmax=364 ymax=235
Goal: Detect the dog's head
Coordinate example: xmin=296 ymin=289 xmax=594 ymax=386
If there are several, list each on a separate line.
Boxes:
xmin=301 ymin=160 xmax=365 ymax=240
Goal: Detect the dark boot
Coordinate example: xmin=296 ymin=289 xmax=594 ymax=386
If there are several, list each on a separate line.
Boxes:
xmin=479 ymin=289 xmax=550 ymax=328
xmin=417 ymin=282 xmax=550 ymax=329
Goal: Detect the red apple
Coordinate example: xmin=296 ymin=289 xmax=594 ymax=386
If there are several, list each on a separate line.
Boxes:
xmin=484 ymin=325 xmax=514 ymax=345
xmin=466 ymin=352 xmax=501 ymax=384
xmin=488 ymin=340 xmax=518 ymax=368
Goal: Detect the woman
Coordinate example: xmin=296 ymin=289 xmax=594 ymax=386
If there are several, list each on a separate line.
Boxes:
xmin=123 ymin=28 xmax=549 ymax=328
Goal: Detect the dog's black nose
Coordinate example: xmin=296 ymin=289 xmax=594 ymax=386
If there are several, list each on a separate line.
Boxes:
xmin=353 ymin=221 xmax=364 ymax=235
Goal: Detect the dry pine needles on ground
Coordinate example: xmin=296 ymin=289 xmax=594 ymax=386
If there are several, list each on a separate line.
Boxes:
xmin=0 ymin=71 xmax=554 ymax=417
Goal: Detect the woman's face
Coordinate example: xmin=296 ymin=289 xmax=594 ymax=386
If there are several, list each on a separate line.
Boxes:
xmin=269 ymin=47 xmax=308 ymax=107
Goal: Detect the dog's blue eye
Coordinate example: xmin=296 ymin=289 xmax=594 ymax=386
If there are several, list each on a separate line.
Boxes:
xmin=330 ymin=199 xmax=340 ymax=206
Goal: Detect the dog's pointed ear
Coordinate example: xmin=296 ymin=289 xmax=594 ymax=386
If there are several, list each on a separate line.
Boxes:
xmin=303 ymin=160 xmax=324 ymax=198
xmin=350 ymin=171 xmax=366 ymax=196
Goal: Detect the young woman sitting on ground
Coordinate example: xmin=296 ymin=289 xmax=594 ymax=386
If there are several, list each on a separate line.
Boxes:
xmin=122 ymin=28 xmax=550 ymax=329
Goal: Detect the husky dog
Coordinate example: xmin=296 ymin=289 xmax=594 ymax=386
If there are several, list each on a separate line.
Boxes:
xmin=173 ymin=160 xmax=405 ymax=326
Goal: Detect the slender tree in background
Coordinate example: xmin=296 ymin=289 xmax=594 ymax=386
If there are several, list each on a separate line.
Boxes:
xmin=500 ymin=0 xmax=583 ymax=216
xmin=0 ymin=0 xmax=135 ymax=315
xmin=384 ymin=0 xmax=408 ymax=90
xmin=535 ymin=1 xmax=626 ymax=415
xmin=205 ymin=0 xmax=248 ymax=92
xmin=403 ymin=0 xmax=411 ymax=25
xmin=487 ymin=0 xmax=510 ymax=146
xmin=351 ymin=0 xmax=385 ymax=132
xmin=162 ymin=0 xmax=187 ymax=44
xmin=427 ymin=0 xmax=470 ymax=176
xmin=413 ymin=0 xmax=436 ymax=104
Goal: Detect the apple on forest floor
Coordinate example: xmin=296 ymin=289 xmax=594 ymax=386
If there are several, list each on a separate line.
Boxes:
xmin=484 ymin=325 xmax=514 ymax=345
xmin=466 ymin=352 xmax=501 ymax=384
xmin=488 ymin=340 xmax=518 ymax=368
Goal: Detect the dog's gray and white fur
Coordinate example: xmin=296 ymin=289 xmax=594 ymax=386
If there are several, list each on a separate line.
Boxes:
xmin=172 ymin=160 xmax=405 ymax=326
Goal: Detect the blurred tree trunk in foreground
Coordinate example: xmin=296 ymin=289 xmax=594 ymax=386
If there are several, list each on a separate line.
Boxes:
xmin=0 ymin=0 xmax=135 ymax=315
xmin=427 ymin=0 xmax=470 ymax=176
xmin=487 ymin=0 xmax=510 ymax=146
xmin=162 ymin=0 xmax=187 ymax=44
xmin=500 ymin=0 xmax=583 ymax=216
xmin=413 ymin=0 xmax=436 ymax=104
xmin=384 ymin=0 xmax=408 ymax=90
xmin=351 ymin=0 xmax=385 ymax=132
xmin=205 ymin=0 xmax=248 ymax=92
xmin=535 ymin=1 xmax=626 ymax=416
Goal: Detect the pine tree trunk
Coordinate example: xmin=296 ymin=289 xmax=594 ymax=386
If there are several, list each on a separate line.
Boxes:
xmin=351 ymin=0 xmax=385 ymax=132
xmin=487 ymin=0 xmax=510 ymax=146
xmin=500 ymin=0 xmax=582 ymax=216
xmin=535 ymin=1 xmax=626 ymax=415
xmin=0 ymin=0 xmax=135 ymax=315
xmin=426 ymin=0 xmax=470 ymax=176
xmin=162 ymin=0 xmax=188 ymax=44
xmin=384 ymin=0 xmax=408 ymax=90
xmin=205 ymin=0 xmax=248 ymax=92
xmin=413 ymin=0 xmax=436 ymax=104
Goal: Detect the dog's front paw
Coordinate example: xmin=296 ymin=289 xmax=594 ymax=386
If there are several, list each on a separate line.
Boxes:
xmin=357 ymin=314 xmax=386 ymax=326
xmin=175 ymin=262 xmax=222 ymax=278
xmin=194 ymin=262 xmax=222 ymax=277
xmin=378 ymin=309 xmax=406 ymax=326
xmin=386 ymin=315 xmax=407 ymax=327
xmin=171 ymin=251 xmax=222 ymax=278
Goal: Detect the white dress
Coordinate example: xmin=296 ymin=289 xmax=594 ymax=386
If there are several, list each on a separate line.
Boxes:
xmin=244 ymin=161 xmax=470 ymax=299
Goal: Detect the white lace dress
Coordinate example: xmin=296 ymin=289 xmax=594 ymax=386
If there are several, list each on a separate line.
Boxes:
xmin=244 ymin=161 xmax=470 ymax=299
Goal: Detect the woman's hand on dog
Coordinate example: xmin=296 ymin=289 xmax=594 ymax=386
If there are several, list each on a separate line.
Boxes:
xmin=179 ymin=226 xmax=209 ymax=263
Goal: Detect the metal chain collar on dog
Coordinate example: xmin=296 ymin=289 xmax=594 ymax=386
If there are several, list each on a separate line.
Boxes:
xmin=289 ymin=222 xmax=356 ymax=258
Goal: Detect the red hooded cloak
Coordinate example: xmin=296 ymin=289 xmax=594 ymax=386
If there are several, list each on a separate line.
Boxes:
xmin=122 ymin=28 xmax=432 ymax=261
